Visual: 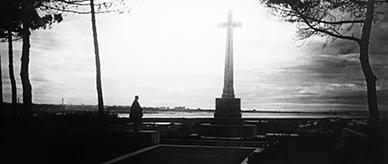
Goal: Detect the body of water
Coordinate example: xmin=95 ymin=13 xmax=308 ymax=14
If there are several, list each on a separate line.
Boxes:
xmin=117 ymin=111 xmax=376 ymax=119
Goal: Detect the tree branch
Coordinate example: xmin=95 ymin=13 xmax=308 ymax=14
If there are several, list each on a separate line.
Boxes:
xmin=43 ymin=4 xmax=117 ymax=14
xmin=301 ymin=16 xmax=361 ymax=42
xmin=302 ymin=15 xmax=364 ymax=25
xmin=283 ymin=5 xmax=362 ymax=42
xmin=54 ymin=0 xmax=109 ymax=7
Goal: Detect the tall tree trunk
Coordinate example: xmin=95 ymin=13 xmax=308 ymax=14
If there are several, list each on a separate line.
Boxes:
xmin=0 ymin=52 xmax=3 ymax=104
xmin=360 ymin=0 xmax=379 ymax=125
xmin=21 ymin=13 xmax=32 ymax=117
xmin=90 ymin=0 xmax=104 ymax=117
xmin=8 ymin=29 xmax=17 ymax=106
xmin=360 ymin=0 xmax=380 ymax=163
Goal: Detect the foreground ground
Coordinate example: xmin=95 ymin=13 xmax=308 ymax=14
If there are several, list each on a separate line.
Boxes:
xmin=1 ymin=108 xmax=387 ymax=163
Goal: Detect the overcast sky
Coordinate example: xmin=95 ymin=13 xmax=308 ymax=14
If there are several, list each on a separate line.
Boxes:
xmin=1 ymin=0 xmax=387 ymax=111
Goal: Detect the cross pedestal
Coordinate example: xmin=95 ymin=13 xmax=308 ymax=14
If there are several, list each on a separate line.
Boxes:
xmin=214 ymin=98 xmax=243 ymax=124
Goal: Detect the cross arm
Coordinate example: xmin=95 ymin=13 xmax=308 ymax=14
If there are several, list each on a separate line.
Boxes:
xmin=218 ymin=22 xmax=242 ymax=28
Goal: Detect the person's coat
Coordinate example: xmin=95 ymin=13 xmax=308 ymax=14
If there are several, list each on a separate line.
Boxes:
xmin=130 ymin=100 xmax=143 ymax=122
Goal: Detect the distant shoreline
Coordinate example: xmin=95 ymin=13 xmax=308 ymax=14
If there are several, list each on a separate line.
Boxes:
xmin=5 ymin=102 xmax=388 ymax=119
xmin=1 ymin=103 xmax=374 ymax=115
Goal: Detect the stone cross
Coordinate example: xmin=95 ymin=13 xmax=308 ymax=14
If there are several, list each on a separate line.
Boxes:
xmin=219 ymin=10 xmax=241 ymax=99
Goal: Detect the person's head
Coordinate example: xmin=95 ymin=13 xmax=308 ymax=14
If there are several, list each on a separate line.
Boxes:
xmin=135 ymin=95 xmax=139 ymax=100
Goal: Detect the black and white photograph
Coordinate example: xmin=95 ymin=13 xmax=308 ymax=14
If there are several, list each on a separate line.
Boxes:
xmin=1 ymin=0 xmax=387 ymax=163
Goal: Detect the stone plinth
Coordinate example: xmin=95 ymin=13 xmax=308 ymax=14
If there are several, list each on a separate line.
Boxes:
xmin=196 ymin=97 xmax=257 ymax=138
xmin=215 ymin=98 xmax=241 ymax=119
xmin=213 ymin=118 xmax=244 ymax=125
xmin=198 ymin=123 xmax=257 ymax=138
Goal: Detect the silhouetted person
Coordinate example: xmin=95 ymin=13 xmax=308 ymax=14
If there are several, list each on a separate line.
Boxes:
xmin=130 ymin=96 xmax=143 ymax=131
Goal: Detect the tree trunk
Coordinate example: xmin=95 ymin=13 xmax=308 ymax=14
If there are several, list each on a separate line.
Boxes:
xmin=360 ymin=0 xmax=380 ymax=163
xmin=360 ymin=0 xmax=379 ymax=125
xmin=21 ymin=15 xmax=32 ymax=117
xmin=359 ymin=43 xmax=379 ymax=123
xmin=0 ymin=51 xmax=3 ymax=104
xmin=90 ymin=0 xmax=104 ymax=117
xmin=8 ymin=29 xmax=17 ymax=106
xmin=359 ymin=39 xmax=380 ymax=161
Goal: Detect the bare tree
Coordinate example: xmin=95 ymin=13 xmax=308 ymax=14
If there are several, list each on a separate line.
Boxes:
xmin=19 ymin=0 xmax=63 ymax=116
xmin=2 ymin=0 xmax=115 ymax=117
xmin=90 ymin=0 xmax=104 ymax=117
xmin=45 ymin=0 xmax=129 ymax=118
xmin=1 ymin=0 xmax=125 ymax=118
xmin=259 ymin=0 xmax=387 ymax=125
xmin=20 ymin=0 xmax=33 ymax=116
xmin=8 ymin=29 xmax=18 ymax=108
xmin=1 ymin=1 xmax=22 ymax=112
xmin=0 ymin=52 xmax=2 ymax=105
xmin=259 ymin=1 xmax=386 ymax=162
xmin=0 ymin=0 xmax=63 ymax=116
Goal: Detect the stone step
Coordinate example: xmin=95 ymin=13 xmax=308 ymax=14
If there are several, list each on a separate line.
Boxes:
xmin=103 ymin=144 xmax=257 ymax=164
xmin=197 ymin=123 xmax=257 ymax=138
xmin=161 ymin=138 xmax=269 ymax=147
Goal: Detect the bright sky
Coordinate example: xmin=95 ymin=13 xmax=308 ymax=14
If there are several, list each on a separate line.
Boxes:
xmin=1 ymin=0 xmax=387 ymax=111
